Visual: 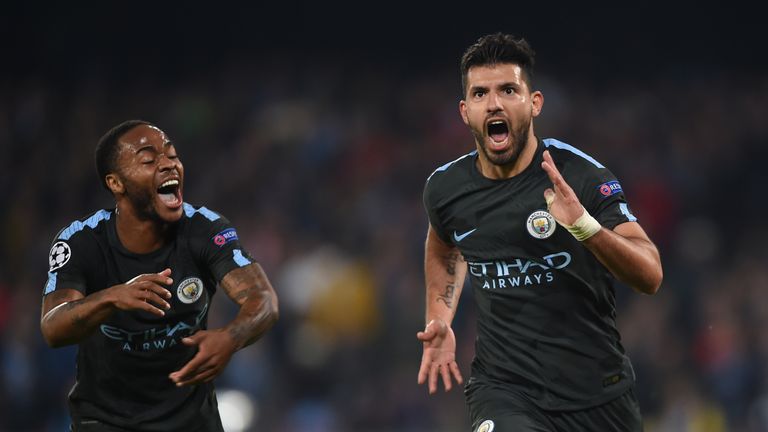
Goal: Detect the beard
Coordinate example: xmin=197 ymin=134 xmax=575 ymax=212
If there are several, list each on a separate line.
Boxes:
xmin=122 ymin=178 xmax=160 ymax=222
xmin=472 ymin=115 xmax=531 ymax=167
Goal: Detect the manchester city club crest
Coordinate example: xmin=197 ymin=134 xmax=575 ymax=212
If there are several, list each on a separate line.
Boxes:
xmin=526 ymin=210 xmax=557 ymax=239
xmin=476 ymin=419 xmax=495 ymax=432
xmin=177 ymin=277 xmax=204 ymax=304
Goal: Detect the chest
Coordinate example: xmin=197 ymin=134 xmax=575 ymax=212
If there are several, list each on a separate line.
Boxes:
xmin=88 ymin=239 xmax=214 ymax=320
xmin=437 ymin=174 xmax=578 ymax=262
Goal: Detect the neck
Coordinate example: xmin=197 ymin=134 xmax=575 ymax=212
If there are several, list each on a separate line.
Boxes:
xmin=476 ymin=131 xmax=538 ymax=180
xmin=115 ymin=202 xmax=171 ymax=254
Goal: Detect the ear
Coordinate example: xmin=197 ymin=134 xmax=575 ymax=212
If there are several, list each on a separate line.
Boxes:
xmin=105 ymin=173 xmax=125 ymax=195
xmin=459 ymin=99 xmax=469 ymax=125
xmin=531 ymin=91 xmax=544 ymax=118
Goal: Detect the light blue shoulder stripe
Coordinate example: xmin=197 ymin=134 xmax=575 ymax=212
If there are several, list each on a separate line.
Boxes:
xmin=47 ymin=210 xmax=111 ymax=294
xmin=427 ymin=150 xmax=477 ymax=181
xmin=43 ymin=272 xmax=57 ymax=295
xmin=233 ymin=249 xmax=251 ymax=267
xmin=183 ymin=203 xmax=220 ymax=221
xmin=619 ymin=203 xmax=638 ymax=222
xmin=59 ymin=210 xmax=112 ymax=240
xmin=543 ymin=138 xmax=604 ymax=168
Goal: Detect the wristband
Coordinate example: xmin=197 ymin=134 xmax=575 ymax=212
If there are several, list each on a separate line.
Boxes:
xmin=559 ymin=207 xmax=602 ymax=241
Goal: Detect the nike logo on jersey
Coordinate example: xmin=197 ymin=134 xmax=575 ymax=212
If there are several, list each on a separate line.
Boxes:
xmin=453 ymin=228 xmax=477 ymax=242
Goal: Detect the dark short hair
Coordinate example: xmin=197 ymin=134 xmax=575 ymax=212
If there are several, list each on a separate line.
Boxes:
xmin=460 ymin=33 xmax=536 ymax=97
xmin=95 ymin=119 xmax=153 ymax=191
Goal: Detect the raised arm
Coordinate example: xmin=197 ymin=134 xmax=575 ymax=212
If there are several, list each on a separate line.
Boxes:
xmin=169 ymin=263 xmax=278 ymax=387
xmin=417 ymin=225 xmax=467 ymax=394
xmin=582 ymin=221 xmax=662 ymax=294
xmin=40 ymin=269 xmax=173 ymax=347
xmin=541 ymin=150 xmax=663 ymax=294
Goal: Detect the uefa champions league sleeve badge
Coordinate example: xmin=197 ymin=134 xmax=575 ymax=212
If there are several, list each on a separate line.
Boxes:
xmin=526 ymin=210 xmax=557 ymax=239
xmin=48 ymin=241 xmax=72 ymax=272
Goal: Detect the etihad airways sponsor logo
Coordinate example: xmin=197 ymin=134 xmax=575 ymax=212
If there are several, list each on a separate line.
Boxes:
xmin=467 ymin=252 xmax=572 ymax=289
xmin=100 ymin=303 xmax=208 ymax=352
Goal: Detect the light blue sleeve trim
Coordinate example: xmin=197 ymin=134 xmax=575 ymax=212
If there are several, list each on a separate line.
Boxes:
xmin=59 ymin=210 xmax=111 ymax=240
xmin=543 ymin=138 xmax=604 ymax=168
xmin=619 ymin=203 xmax=638 ymax=222
xmin=44 ymin=272 xmax=57 ymax=294
xmin=427 ymin=150 xmax=478 ymax=181
xmin=183 ymin=203 xmax=221 ymax=221
xmin=233 ymin=249 xmax=251 ymax=267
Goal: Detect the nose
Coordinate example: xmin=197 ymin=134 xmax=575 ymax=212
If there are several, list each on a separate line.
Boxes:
xmin=486 ymin=92 xmax=502 ymax=112
xmin=158 ymin=154 xmax=178 ymax=171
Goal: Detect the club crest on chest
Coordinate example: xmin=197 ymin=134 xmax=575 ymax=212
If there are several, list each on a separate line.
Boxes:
xmin=177 ymin=277 xmax=204 ymax=304
xmin=526 ymin=210 xmax=557 ymax=239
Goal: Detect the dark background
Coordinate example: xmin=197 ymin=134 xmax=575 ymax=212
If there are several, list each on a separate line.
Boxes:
xmin=2 ymin=3 xmax=767 ymax=431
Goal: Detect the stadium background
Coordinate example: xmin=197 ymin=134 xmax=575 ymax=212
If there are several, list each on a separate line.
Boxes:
xmin=2 ymin=3 xmax=767 ymax=431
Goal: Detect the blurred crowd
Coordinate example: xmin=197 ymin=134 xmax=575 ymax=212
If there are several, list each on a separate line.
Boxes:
xmin=1 ymin=53 xmax=768 ymax=432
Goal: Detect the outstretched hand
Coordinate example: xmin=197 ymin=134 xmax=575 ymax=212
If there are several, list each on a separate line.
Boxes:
xmin=169 ymin=329 xmax=237 ymax=387
xmin=107 ymin=268 xmax=173 ymax=317
xmin=417 ymin=319 xmax=463 ymax=394
xmin=541 ymin=150 xmax=585 ymax=225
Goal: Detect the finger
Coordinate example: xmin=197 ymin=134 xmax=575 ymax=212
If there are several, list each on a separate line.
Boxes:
xmin=170 ymin=353 xmax=208 ymax=383
xmin=541 ymin=150 xmax=560 ymax=180
xmin=416 ymin=329 xmax=435 ymax=342
xmin=428 ymin=363 xmax=439 ymax=395
xmin=417 ymin=353 xmax=432 ymax=384
xmin=136 ymin=300 xmax=166 ymax=317
xmin=417 ymin=366 xmax=427 ymax=385
xmin=181 ymin=336 xmax=199 ymax=346
xmin=541 ymin=159 xmax=576 ymax=198
xmin=137 ymin=273 xmax=174 ymax=287
xmin=137 ymin=281 xmax=173 ymax=299
xmin=144 ymin=291 xmax=171 ymax=310
xmin=174 ymin=365 xmax=219 ymax=387
xmin=450 ymin=362 xmax=464 ymax=385
xmin=544 ymin=188 xmax=555 ymax=208
xmin=439 ymin=363 xmax=453 ymax=392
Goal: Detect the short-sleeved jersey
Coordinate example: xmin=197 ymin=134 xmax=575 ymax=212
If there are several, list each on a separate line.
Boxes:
xmin=43 ymin=203 xmax=254 ymax=431
xmin=424 ymin=138 xmax=639 ymax=411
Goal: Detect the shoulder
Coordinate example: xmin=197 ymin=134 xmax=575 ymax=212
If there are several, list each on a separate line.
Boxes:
xmin=424 ymin=151 xmax=477 ymax=197
xmin=182 ymin=202 xmax=225 ymax=223
xmin=181 ymin=202 xmax=235 ymax=236
xmin=541 ymin=137 xmax=616 ymax=186
xmin=542 ymin=138 xmax=606 ymax=171
xmin=54 ymin=209 xmax=113 ymax=242
xmin=48 ymin=209 xmax=112 ymax=274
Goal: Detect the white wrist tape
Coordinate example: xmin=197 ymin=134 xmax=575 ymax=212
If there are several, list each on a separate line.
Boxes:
xmin=560 ymin=207 xmax=602 ymax=241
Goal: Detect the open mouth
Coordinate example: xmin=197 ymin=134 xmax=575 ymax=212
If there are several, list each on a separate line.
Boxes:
xmin=157 ymin=179 xmax=182 ymax=208
xmin=487 ymin=120 xmax=510 ymax=144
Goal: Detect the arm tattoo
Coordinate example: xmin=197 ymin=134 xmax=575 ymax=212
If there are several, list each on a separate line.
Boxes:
xmin=62 ymin=300 xmax=88 ymax=328
xmin=436 ymin=252 xmax=462 ymax=308
xmin=221 ymin=265 xmax=278 ymax=349
xmin=52 ymin=288 xmax=107 ymax=326
xmin=221 ymin=269 xmax=253 ymax=304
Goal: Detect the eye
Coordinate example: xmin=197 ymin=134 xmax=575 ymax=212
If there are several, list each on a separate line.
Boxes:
xmin=504 ymin=87 xmax=516 ymax=95
xmin=142 ymin=159 xmax=155 ymax=165
xmin=473 ymin=90 xmax=485 ymax=98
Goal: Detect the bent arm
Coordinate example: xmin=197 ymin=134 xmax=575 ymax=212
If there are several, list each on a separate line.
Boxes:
xmin=583 ymin=221 xmax=663 ymax=295
xmin=425 ymin=225 xmax=467 ymax=326
xmin=40 ymin=288 xmax=115 ymax=348
xmin=219 ymin=263 xmax=279 ymax=350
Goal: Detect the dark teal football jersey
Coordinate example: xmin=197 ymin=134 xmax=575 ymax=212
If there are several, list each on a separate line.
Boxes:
xmin=424 ymin=137 xmax=639 ymax=410
xmin=43 ymin=203 xmax=253 ymax=431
